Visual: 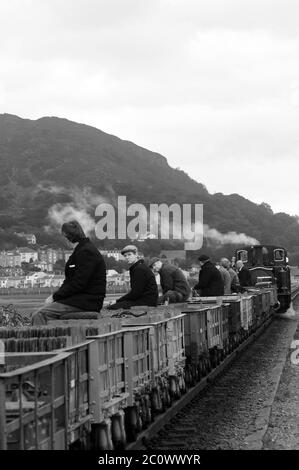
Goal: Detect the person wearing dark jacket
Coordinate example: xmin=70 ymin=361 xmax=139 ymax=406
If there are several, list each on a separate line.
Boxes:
xmin=193 ymin=254 xmax=224 ymax=297
xmin=107 ymin=245 xmax=158 ymax=310
xmin=236 ymin=260 xmax=252 ymax=287
xmin=149 ymin=258 xmax=191 ymax=303
xmin=32 ymin=220 xmax=106 ymax=325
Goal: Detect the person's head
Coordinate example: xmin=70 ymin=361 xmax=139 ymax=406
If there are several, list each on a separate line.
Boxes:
xmin=121 ymin=245 xmax=139 ymax=265
xmin=61 ymin=220 xmax=86 ymax=243
xmin=236 ymin=260 xmax=244 ymax=270
xmin=220 ymin=257 xmax=230 ymax=269
xmin=149 ymin=257 xmax=163 ymax=273
xmin=198 ymin=254 xmax=210 ymax=267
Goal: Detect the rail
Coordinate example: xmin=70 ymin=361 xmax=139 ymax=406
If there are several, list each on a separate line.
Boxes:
xmin=291 ymin=285 xmax=299 ymax=301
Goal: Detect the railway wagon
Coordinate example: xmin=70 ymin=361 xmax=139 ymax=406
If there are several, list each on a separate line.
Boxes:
xmin=0 ymin=286 xmax=276 ymax=450
xmin=0 ymin=350 xmax=91 ymax=450
xmin=87 ymin=326 xmax=153 ymax=447
xmin=120 ymin=311 xmax=187 ymax=420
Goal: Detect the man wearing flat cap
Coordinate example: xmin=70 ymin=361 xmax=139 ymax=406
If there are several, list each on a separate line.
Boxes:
xmin=107 ymin=245 xmax=158 ymax=310
xmin=149 ymin=258 xmax=191 ymax=304
xmin=193 ymin=254 xmax=224 ymax=297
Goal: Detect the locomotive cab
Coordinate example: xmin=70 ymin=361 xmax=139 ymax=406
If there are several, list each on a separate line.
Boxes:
xmin=236 ymin=245 xmax=291 ymax=313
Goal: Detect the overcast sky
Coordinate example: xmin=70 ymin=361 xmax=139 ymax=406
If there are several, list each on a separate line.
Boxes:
xmin=1 ymin=0 xmax=299 ymax=216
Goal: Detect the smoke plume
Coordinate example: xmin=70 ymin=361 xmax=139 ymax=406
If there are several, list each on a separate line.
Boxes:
xmin=203 ymin=225 xmax=260 ymax=245
xmin=40 ymin=184 xmax=110 ymax=236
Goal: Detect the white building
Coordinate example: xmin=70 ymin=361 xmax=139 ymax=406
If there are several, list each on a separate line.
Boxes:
xmin=101 ymin=249 xmax=123 ymax=262
xmin=37 ymin=275 xmax=63 ymax=288
xmin=25 ymin=272 xmax=48 ymax=287
xmin=36 ymin=261 xmax=54 ymax=272
xmin=0 ymin=251 xmax=21 ymax=267
xmin=17 ymin=233 xmax=37 ymax=245
xmin=51 ymin=275 xmax=64 ymax=287
xmin=6 ymin=277 xmax=25 ymax=288
xmin=0 ymin=278 xmax=8 ymax=288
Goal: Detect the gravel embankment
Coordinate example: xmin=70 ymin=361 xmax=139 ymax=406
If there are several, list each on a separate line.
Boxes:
xmin=146 ymin=309 xmax=299 ymax=450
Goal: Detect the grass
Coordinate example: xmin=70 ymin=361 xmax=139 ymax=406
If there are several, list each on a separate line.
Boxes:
xmin=0 ymin=293 xmax=120 ymax=316
xmin=0 ymin=294 xmax=49 ymax=316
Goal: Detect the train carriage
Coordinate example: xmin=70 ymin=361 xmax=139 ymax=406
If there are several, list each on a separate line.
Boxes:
xmin=0 ymin=255 xmax=284 ymax=450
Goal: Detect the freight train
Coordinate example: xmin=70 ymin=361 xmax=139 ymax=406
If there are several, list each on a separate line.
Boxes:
xmin=235 ymin=245 xmax=291 ymax=312
xmin=0 ymin=286 xmax=277 ymax=450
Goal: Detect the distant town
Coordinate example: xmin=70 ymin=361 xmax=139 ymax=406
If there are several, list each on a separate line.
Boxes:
xmin=0 ymin=232 xmax=199 ymax=291
xmin=1 ymin=232 xmax=299 ymax=293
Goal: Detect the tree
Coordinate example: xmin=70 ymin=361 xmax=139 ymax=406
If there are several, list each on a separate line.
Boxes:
xmin=260 ymin=202 xmax=273 ymax=214
xmin=21 ymin=262 xmax=40 ymax=273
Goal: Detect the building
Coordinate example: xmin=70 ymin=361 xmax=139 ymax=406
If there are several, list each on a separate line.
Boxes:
xmin=51 ymin=275 xmax=64 ymax=288
xmin=6 ymin=277 xmax=25 ymax=288
xmin=190 ymin=265 xmax=200 ymax=274
xmin=137 ymin=232 xmax=157 ymax=241
xmin=35 ymin=261 xmax=54 ymax=272
xmin=0 ymin=278 xmax=8 ymax=288
xmin=38 ymin=248 xmax=72 ymax=266
xmin=16 ymin=233 xmax=37 ymax=245
xmin=0 ymin=266 xmax=23 ymax=277
xmin=25 ymin=272 xmax=48 ymax=287
xmin=17 ymin=247 xmax=38 ymax=264
xmin=0 ymin=251 xmax=21 ymax=268
xmin=37 ymin=274 xmax=64 ymax=288
xmin=159 ymin=250 xmax=186 ymax=265
xmin=37 ymin=248 xmax=58 ymax=265
xmin=100 ymin=249 xmax=123 ymax=261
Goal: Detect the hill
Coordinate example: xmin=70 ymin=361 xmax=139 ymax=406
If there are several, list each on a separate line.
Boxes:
xmin=0 ymin=113 xmax=299 ymax=262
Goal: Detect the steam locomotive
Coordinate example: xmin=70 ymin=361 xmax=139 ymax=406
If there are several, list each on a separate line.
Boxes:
xmin=235 ymin=245 xmax=291 ymax=312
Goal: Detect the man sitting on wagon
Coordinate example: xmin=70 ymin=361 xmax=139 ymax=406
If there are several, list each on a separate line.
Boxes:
xmin=107 ymin=245 xmax=158 ymax=310
xmin=149 ymin=257 xmax=191 ymax=304
xmin=31 ymin=220 xmax=107 ymax=325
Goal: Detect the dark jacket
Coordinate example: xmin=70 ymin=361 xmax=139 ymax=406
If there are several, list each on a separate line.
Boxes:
xmin=160 ymin=264 xmax=191 ymax=300
xmin=238 ymin=267 xmax=252 ymax=287
xmin=53 ymin=238 xmax=106 ymax=311
xmin=228 ymin=268 xmax=241 ymax=293
xmin=116 ymin=259 xmax=158 ymax=306
xmin=194 ymin=261 xmax=224 ymax=297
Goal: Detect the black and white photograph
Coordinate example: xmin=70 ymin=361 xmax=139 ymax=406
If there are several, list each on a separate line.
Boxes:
xmin=0 ymin=0 xmax=298 ymax=460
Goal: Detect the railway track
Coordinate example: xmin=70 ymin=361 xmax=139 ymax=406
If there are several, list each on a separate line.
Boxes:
xmin=291 ymin=286 xmax=299 ymax=301
xmin=127 ymin=290 xmax=299 ymax=450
